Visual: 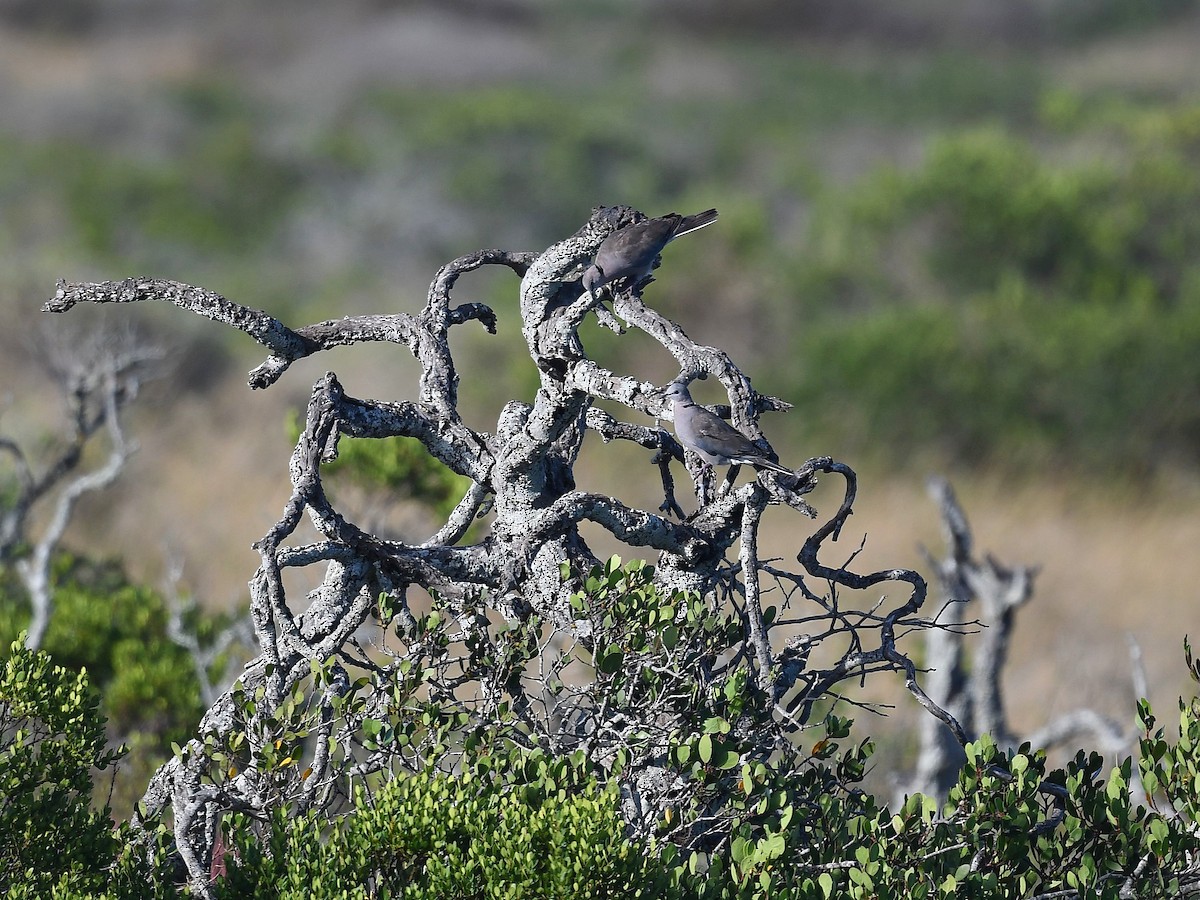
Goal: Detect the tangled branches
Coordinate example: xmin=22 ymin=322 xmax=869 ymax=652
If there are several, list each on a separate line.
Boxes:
xmin=46 ymin=206 xmax=963 ymax=895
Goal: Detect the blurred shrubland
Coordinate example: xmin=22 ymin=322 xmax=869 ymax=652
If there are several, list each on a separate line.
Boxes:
xmin=791 ymin=108 xmax=1200 ymax=473
xmin=3 ymin=0 xmax=1199 ymax=476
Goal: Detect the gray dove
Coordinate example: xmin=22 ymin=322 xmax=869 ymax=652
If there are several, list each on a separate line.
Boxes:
xmin=582 ymin=208 xmax=719 ymax=301
xmin=663 ymin=381 xmax=793 ymax=476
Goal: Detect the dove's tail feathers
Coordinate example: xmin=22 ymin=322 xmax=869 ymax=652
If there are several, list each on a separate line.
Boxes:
xmin=674 ymin=208 xmax=719 ymax=238
xmin=751 ymin=457 xmax=794 ymax=477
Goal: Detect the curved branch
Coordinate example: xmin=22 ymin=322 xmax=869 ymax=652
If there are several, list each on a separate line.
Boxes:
xmin=44 ymin=261 xmax=534 ymax=392
xmin=529 ymin=491 xmax=711 ymax=558
xmin=45 ymin=278 xmax=317 ymax=369
xmin=792 ymin=459 xmax=968 ymax=743
xmin=335 ymin=389 xmax=494 ymax=485
xmin=19 ymin=369 xmax=134 ymax=649
xmin=422 ymin=481 xmax=489 ymax=548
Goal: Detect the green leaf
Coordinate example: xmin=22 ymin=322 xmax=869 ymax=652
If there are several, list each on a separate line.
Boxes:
xmin=731 ymin=836 xmax=750 ymax=864
xmin=596 ymin=644 xmax=624 ymax=675
xmin=673 ymin=743 xmax=691 ymax=767
xmin=713 ymin=745 xmax=739 ymax=770
xmin=703 ymin=717 xmax=730 ymax=735
xmin=758 ymin=832 xmax=786 ymax=861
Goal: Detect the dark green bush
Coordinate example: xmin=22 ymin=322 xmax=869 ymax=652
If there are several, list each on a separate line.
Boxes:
xmin=218 ymin=757 xmax=679 ymax=900
xmin=0 ymin=556 xmax=214 ymax=752
xmin=52 ymin=117 xmax=302 ymax=264
xmin=4 ymin=603 xmax=1200 ymax=898
xmin=0 ymin=638 xmax=121 ymax=897
xmin=784 ymin=105 xmax=1200 ymax=473
xmin=209 ymin=680 xmax=1200 ymax=900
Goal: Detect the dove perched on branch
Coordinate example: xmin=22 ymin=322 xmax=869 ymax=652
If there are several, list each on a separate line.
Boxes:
xmin=663 ymin=381 xmax=793 ymax=476
xmin=582 ymin=209 xmax=719 ymax=301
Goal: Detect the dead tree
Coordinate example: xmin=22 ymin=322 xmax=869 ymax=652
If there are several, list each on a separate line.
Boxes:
xmin=0 ymin=325 xmax=157 ymax=649
xmin=905 ymin=476 xmax=1139 ymax=800
xmin=46 ymin=206 xmax=965 ymax=896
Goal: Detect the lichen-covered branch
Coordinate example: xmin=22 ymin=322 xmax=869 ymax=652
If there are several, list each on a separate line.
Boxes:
xmin=48 ymin=207 xmax=960 ymax=894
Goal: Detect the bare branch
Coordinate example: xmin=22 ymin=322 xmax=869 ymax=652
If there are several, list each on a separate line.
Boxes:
xmin=162 ymin=558 xmax=255 ymax=708
xmin=46 ymin=207 xmax=964 ymax=888
xmin=738 ymin=485 xmax=773 ymax=690
xmin=906 ymin=475 xmax=1138 ymax=801
xmin=17 ymin=360 xmax=137 ymax=649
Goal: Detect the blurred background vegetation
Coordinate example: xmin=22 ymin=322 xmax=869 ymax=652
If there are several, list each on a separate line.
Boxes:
xmin=2 ymin=0 xmax=1199 ymax=806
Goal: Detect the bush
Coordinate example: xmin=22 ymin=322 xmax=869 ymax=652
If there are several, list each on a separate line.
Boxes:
xmin=0 ymin=638 xmax=121 ymax=897
xmin=207 ymin=689 xmax=1200 ymax=899
xmin=218 ymin=756 xmax=679 ymax=900
xmin=783 ymin=105 xmax=1200 ymax=473
xmin=0 ymin=555 xmax=220 ymax=752
xmin=4 ymin=623 xmax=1200 ymax=897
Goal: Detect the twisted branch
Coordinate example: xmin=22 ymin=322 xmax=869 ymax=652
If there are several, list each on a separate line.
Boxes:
xmin=47 ymin=207 xmax=960 ymax=893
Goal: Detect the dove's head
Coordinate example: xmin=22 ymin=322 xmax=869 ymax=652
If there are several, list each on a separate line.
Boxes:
xmin=581 ymin=264 xmax=604 ymax=301
xmin=663 ymin=381 xmax=693 ymax=405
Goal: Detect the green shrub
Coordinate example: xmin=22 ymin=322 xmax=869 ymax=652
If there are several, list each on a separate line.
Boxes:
xmin=4 ymin=623 xmax=1200 ymax=898
xmin=206 ymin=694 xmax=1200 ymax=900
xmin=784 ymin=105 xmax=1200 ymax=474
xmin=218 ymin=756 xmax=679 ymax=900
xmin=206 ymin=563 xmax=1200 ymax=899
xmin=0 ymin=638 xmax=121 ymax=897
xmin=51 ymin=114 xmax=302 ymax=264
xmin=0 ymin=556 xmax=218 ymax=753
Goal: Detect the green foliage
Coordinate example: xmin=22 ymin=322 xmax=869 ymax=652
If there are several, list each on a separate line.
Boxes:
xmin=786 ymin=104 xmax=1200 ymax=473
xmin=362 ymin=84 xmax=691 ymax=240
xmin=5 ymin=562 xmax=1200 ymax=898
xmin=1138 ymin=637 xmax=1200 ymax=826
xmin=1044 ymin=0 xmax=1200 ymax=40
xmin=344 ymin=49 xmax=1044 ymax=252
xmin=300 ymin=424 xmax=474 ymax=523
xmin=218 ymin=756 xmax=679 ymax=899
xmin=0 ymin=556 xmax=219 ymax=753
xmin=688 ymin=732 xmax=1200 ymax=899
xmin=205 ymin=683 xmax=1200 ymax=900
xmin=30 ymin=90 xmax=301 ymax=266
xmin=0 ymin=638 xmax=121 ymax=897
xmin=795 ymin=282 xmax=1200 ymax=468
xmin=895 ymin=122 xmax=1200 ymax=302
xmin=731 ymin=48 xmax=1042 ymax=130
xmin=564 ymin=558 xmax=877 ymax=866
xmin=0 ymin=79 xmax=304 ymax=330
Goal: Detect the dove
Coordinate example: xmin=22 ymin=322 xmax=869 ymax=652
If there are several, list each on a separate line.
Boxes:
xmin=582 ymin=208 xmax=718 ymax=301
xmin=663 ymin=381 xmax=792 ymax=476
